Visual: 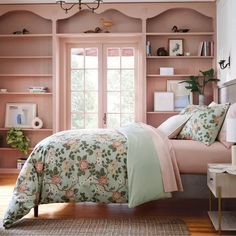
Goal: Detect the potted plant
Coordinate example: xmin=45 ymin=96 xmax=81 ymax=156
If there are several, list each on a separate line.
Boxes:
xmin=6 ymin=128 xmax=30 ymax=154
xmin=180 ymin=68 xmax=219 ymax=105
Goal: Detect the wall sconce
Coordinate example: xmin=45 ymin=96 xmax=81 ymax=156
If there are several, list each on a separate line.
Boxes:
xmin=218 ymin=56 xmax=230 ymax=70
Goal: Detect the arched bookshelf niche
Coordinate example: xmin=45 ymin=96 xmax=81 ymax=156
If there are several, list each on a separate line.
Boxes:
xmin=57 ymin=9 xmax=142 ymax=34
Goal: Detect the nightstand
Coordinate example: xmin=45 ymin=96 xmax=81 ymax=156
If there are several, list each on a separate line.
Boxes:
xmin=207 ymin=163 xmax=236 ymax=233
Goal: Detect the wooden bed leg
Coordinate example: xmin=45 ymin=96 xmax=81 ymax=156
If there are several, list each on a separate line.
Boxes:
xmin=34 ymin=206 xmax=38 ymax=217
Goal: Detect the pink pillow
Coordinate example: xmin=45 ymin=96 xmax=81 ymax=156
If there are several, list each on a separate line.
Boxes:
xmin=217 ymin=103 xmax=236 ymax=148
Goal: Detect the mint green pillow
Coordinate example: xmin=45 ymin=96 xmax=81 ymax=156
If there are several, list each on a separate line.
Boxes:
xmin=177 ymin=105 xmax=228 ymax=145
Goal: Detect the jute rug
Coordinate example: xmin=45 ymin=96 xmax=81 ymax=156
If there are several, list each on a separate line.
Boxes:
xmin=0 ymin=217 xmax=190 ymax=236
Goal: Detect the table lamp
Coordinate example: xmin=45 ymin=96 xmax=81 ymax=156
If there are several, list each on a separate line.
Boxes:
xmin=226 ymin=118 xmax=236 ymax=165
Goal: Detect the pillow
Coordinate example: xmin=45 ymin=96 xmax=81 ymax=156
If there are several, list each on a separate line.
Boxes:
xmin=217 ymin=103 xmax=236 ymax=148
xmin=157 ymin=115 xmax=191 ymax=138
xmin=177 ymin=106 xmax=229 ymax=146
xmin=208 ymin=101 xmax=230 ymax=108
xmin=208 ymin=101 xmax=219 ymax=107
xmin=180 ymin=105 xmax=206 ymax=115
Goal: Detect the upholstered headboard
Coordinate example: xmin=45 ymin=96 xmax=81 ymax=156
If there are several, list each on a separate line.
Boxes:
xmin=219 ymin=79 xmax=236 ymax=104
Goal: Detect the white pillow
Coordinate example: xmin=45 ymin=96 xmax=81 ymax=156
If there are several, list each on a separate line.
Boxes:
xmin=157 ymin=115 xmax=191 ymax=138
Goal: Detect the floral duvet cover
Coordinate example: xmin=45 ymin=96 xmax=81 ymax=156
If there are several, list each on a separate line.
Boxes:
xmin=3 ymin=123 xmax=181 ymax=228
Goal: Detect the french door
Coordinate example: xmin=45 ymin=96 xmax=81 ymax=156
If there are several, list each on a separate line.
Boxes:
xmin=68 ymin=43 xmax=137 ymax=129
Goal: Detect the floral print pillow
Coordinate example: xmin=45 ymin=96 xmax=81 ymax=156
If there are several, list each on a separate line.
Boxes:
xmin=180 ymin=105 xmax=206 ymax=115
xmin=177 ymin=105 xmax=229 ymax=145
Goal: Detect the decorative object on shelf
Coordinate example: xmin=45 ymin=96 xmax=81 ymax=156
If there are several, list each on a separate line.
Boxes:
xmin=219 ymin=56 xmax=231 ymax=70
xmin=168 ymin=39 xmax=183 ymax=56
xmin=100 ymin=18 xmax=113 ymax=33
xmin=146 ymin=41 xmax=151 ymax=56
xmin=171 ymin=25 xmax=190 ymax=33
xmin=154 ymin=92 xmax=174 ymax=111
xmin=57 ymin=0 xmax=102 ymax=14
xmin=5 ymin=103 xmax=37 ymax=128
xmin=157 ymin=47 xmax=168 ymax=56
xmin=32 ymin=117 xmax=43 ymax=129
xmin=0 ymin=88 xmax=7 ymax=93
xmin=84 ymin=27 xmax=102 ymax=33
xmin=13 ymin=28 xmax=29 ymax=35
xmin=28 ymin=86 xmax=48 ymax=93
xmin=226 ymin=118 xmax=236 ymax=166
xmin=179 ymin=68 xmax=219 ymax=105
xmin=167 ymin=80 xmax=193 ymax=111
xmin=160 ymin=67 xmax=174 ymax=76
xmin=17 ymin=157 xmax=27 ymax=170
xmin=6 ymin=128 xmax=30 ymax=154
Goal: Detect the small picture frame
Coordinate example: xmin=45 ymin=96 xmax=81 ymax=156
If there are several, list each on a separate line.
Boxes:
xmin=169 ymin=39 xmax=184 ymax=56
xmin=154 ymin=92 xmax=174 ymax=111
xmin=5 ymin=103 xmax=37 ymax=128
xmin=167 ymin=80 xmax=193 ymax=111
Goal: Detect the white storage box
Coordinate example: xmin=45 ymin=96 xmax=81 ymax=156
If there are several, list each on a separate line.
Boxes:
xmin=160 ymin=67 xmax=174 ymax=75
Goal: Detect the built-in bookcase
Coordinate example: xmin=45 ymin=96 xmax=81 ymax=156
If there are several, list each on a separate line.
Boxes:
xmin=0 ymin=11 xmax=53 ymax=174
xmin=146 ymin=7 xmax=215 ymax=127
xmin=0 ymin=2 xmax=216 ymax=174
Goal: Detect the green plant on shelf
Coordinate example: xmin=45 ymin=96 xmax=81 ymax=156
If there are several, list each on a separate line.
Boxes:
xmin=6 ymin=128 xmax=30 ymax=154
xmin=179 ymin=68 xmax=219 ymax=95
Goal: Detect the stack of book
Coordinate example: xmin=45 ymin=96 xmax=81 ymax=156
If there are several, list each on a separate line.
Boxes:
xmin=198 ymin=41 xmax=214 ymax=56
xmin=28 ymin=86 xmax=48 ymax=93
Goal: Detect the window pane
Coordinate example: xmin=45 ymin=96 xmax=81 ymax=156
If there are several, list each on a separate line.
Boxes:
xmin=107 ymin=48 xmax=120 ymax=68
xmin=71 ymin=70 xmax=84 ymax=91
xmin=71 ymin=113 xmax=84 ymax=129
xmin=107 ymin=92 xmax=120 ymax=113
xmin=121 ymin=114 xmax=134 ymax=127
xmin=107 ymin=70 xmax=120 ymax=91
xmin=71 ymin=48 xmax=84 ymax=68
xmin=121 ymin=70 xmax=134 ymax=90
xmin=107 ymin=114 xmax=120 ymax=128
xmin=85 ymin=48 xmax=98 ymax=69
xmin=85 ymin=92 xmax=98 ymax=113
xmin=121 ymin=48 xmax=134 ymax=68
xmin=85 ymin=70 xmax=98 ymax=90
xmin=121 ymin=91 xmax=135 ymax=113
xmin=85 ymin=114 xmax=98 ymax=129
xmin=71 ymin=92 xmax=84 ymax=112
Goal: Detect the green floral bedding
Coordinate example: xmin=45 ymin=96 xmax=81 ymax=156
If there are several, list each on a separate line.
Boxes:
xmin=3 ymin=123 xmax=171 ymax=228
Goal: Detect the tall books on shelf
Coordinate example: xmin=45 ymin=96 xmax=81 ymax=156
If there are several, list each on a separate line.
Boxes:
xmin=198 ymin=41 xmax=214 ymax=56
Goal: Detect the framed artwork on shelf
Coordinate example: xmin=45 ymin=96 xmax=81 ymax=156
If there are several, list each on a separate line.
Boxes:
xmin=5 ymin=103 xmax=37 ymax=128
xmin=154 ymin=92 xmax=174 ymax=111
xmin=168 ymin=39 xmax=184 ymax=56
xmin=167 ymin=80 xmax=193 ymax=111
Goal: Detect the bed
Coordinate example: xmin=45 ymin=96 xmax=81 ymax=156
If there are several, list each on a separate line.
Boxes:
xmin=173 ymin=80 xmax=236 ymax=198
xmin=3 ymin=82 xmax=236 ymax=228
xmin=3 ymin=123 xmax=183 ymax=228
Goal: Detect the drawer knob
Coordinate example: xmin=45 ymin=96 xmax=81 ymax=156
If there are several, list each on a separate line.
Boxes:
xmin=209 ymin=178 xmax=213 ymax=181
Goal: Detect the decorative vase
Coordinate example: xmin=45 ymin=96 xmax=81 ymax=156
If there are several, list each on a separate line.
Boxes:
xmin=198 ymin=94 xmax=205 ymax=105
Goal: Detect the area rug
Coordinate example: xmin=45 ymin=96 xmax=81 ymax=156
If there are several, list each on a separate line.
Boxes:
xmin=0 ymin=217 xmax=190 ymax=236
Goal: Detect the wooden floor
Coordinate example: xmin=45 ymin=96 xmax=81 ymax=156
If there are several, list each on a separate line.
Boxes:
xmin=1 ymin=174 xmax=236 ymax=235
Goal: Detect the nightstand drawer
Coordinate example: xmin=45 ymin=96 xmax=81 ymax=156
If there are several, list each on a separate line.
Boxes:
xmin=207 ymin=170 xmax=236 ymax=198
xmin=207 ymin=170 xmax=216 ymax=193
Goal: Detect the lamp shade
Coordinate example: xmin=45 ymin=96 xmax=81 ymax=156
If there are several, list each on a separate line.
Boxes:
xmin=226 ymin=118 xmax=236 ymax=142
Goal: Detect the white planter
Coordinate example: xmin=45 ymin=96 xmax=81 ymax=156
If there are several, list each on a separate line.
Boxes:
xmin=199 ymin=94 xmax=205 ymax=105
